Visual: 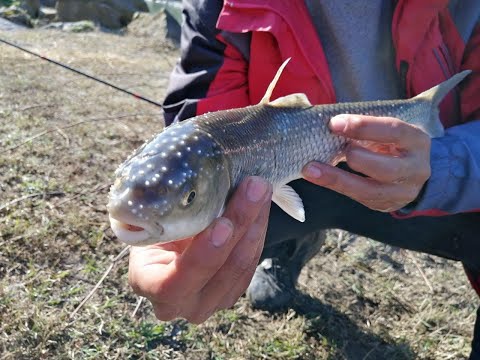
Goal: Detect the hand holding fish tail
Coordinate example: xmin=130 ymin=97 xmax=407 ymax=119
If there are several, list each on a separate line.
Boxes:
xmin=128 ymin=177 xmax=272 ymax=324
xmin=302 ymin=114 xmax=431 ymax=212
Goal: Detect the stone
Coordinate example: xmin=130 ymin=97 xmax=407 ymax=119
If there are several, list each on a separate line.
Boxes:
xmin=0 ymin=16 xmax=23 ymax=31
xmin=41 ymin=20 xmax=96 ymax=32
xmin=20 ymin=0 xmax=40 ymax=18
xmin=40 ymin=0 xmax=57 ymax=7
xmin=39 ymin=6 xmax=56 ymax=20
xmin=0 ymin=6 xmax=33 ymax=27
xmin=56 ymin=0 xmax=148 ymax=29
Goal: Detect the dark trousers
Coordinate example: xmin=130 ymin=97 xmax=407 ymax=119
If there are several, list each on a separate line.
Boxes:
xmin=264 ymin=177 xmax=480 ymax=359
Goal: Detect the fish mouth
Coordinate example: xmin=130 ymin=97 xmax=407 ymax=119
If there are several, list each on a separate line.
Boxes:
xmin=109 ymin=215 xmax=163 ymax=246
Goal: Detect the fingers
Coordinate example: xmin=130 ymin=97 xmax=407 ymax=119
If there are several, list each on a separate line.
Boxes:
xmin=175 ymin=177 xmax=272 ymax=295
xmin=345 ymin=144 xmax=430 ymax=184
xmin=303 ymin=162 xmax=420 ymax=211
xmin=330 ymin=114 xmax=431 ymax=149
xmin=192 ymin=200 xmax=271 ymax=321
xmin=128 ymin=176 xmax=273 ymax=323
xmin=301 ymin=114 xmax=433 ymax=212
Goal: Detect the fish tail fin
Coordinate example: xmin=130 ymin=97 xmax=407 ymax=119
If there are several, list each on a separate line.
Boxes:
xmin=413 ymin=70 xmax=471 ymax=137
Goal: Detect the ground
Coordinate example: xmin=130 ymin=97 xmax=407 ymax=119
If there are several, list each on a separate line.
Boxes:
xmin=0 ymin=21 xmax=478 ymax=360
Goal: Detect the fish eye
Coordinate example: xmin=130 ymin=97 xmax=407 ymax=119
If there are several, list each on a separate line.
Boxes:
xmin=183 ymin=190 xmax=196 ymax=206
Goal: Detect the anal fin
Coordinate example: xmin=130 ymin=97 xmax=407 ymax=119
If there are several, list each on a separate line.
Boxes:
xmin=272 ymin=184 xmax=305 ymax=222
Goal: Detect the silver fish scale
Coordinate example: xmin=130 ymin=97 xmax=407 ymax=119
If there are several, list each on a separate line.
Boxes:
xmin=197 ymin=98 xmax=429 ymax=187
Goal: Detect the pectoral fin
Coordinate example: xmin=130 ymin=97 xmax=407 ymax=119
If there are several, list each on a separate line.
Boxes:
xmin=272 ymin=184 xmax=305 ymax=222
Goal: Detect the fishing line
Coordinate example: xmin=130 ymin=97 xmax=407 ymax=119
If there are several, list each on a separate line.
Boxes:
xmin=0 ymin=37 xmax=164 ymax=108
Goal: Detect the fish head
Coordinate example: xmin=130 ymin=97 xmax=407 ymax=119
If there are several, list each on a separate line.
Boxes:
xmin=107 ymin=122 xmax=231 ymax=246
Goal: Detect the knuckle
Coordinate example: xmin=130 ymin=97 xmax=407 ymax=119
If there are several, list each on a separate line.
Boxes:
xmin=321 ymin=170 xmax=340 ymax=188
xmin=187 ymin=310 xmax=213 ymax=324
xmin=419 ymin=164 xmax=431 ymax=181
xmin=344 ymin=145 xmax=359 ymax=164
xmin=153 ymin=305 xmax=180 ymax=321
xmin=231 ymin=254 xmax=253 ymax=280
xmin=390 ymin=161 xmax=408 ymax=182
xmin=416 ymin=130 xmax=431 ymax=148
xmin=404 ymin=186 xmax=421 ymax=203
xmin=388 ymin=120 xmax=406 ymax=142
xmin=411 ymin=163 xmax=431 ymax=183
xmin=345 ymin=116 xmax=366 ymax=136
xmin=128 ymin=274 xmax=143 ymax=296
xmin=231 ymin=210 xmax=249 ymax=230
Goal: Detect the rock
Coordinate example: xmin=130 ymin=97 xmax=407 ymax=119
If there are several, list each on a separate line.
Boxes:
xmin=40 ymin=0 xmax=57 ymax=7
xmin=0 ymin=17 xmax=23 ymax=30
xmin=56 ymin=0 xmax=148 ymax=29
xmin=39 ymin=6 xmax=56 ymax=20
xmin=128 ymin=10 xmax=180 ymax=48
xmin=20 ymin=0 xmax=40 ymax=18
xmin=42 ymin=20 xmax=96 ymax=32
xmin=63 ymin=20 xmax=95 ymax=32
xmin=0 ymin=6 xmax=33 ymax=27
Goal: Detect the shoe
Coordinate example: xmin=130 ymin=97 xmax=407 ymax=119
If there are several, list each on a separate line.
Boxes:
xmin=246 ymin=257 xmax=296 ymax=312
xmin=246 ymin=230 xmax=326 ymax=312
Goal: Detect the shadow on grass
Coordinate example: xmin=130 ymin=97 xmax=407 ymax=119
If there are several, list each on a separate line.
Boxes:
xmin=291 ymin=292 xmax=415 ymax=360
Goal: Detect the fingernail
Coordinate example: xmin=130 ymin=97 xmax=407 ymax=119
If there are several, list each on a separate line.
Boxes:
xmin=211 ymin=219 xmax=233 ymax=248
xmin=304 ymin=164 xmax=322 ymax=178
xmin=330 ymin=115 xmax=348 ymax=132
xmin=247 ymin=177 xmax=268 ymax=203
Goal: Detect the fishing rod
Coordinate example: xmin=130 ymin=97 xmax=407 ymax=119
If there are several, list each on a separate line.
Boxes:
xmin=0 ymin=37 xmax=164 ymax=108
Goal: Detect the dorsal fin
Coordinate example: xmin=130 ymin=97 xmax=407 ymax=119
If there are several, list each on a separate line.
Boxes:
xmin=259 ymin=58 xmax=291 ymax=105
xmin=269 ymin=93 xmax=313 ymax=108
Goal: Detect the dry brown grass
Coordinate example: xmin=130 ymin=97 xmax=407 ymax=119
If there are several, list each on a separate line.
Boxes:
xmin=0 ymin=23 xmax=477 ymax=360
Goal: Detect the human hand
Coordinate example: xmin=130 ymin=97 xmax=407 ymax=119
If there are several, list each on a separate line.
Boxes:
xmin=302 ymin=114 xmax=432 ymax=212
xmin=128 ymin=177 xmax=273 ymax=324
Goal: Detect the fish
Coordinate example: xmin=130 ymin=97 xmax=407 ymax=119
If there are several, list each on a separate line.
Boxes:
xmin=107 ymin=58 xmax=471 ymax=246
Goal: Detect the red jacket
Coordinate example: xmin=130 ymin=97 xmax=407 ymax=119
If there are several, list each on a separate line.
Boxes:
xmin=163 ymin=0 xmax=480 ymax=294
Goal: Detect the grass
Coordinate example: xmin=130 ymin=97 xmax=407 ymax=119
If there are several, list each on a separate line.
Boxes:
xmin=0 ymin=19 xmax=477 ymax=359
